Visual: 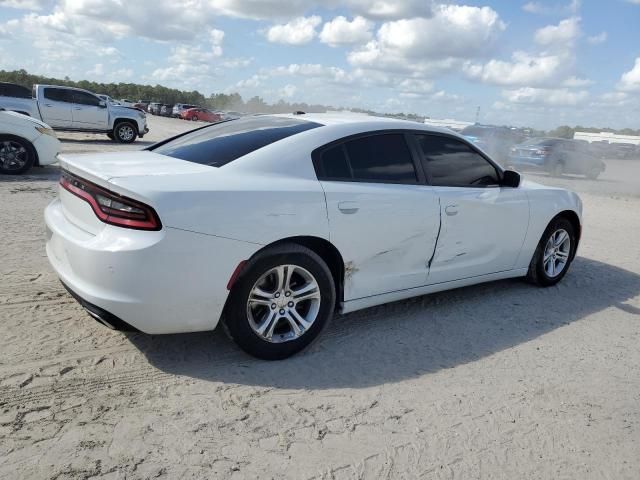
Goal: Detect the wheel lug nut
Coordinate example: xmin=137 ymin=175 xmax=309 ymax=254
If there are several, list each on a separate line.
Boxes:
xmin=288 ymin=301 xmax=294 ymax=307
xmin=285 ymin=291 xmax=291 ymax=297
xmin=275 ymin=292 xmax=280 ymax=298
xmin=271 ymin=304 xmax=276 ymax=309
xmin=279 ymin=309 xmax=285 ymax=315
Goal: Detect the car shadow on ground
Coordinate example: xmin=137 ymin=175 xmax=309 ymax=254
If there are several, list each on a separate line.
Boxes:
xmin=0 ymin=165 xmax=60 ymax=183
xmin=126 ymin=257 xmax=640 ymax=390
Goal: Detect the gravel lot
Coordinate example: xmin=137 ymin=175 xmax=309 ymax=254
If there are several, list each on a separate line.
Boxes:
xmin=1 ymin=115 xmax=639 ymax=479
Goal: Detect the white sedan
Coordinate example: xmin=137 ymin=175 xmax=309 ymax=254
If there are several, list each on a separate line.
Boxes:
xmin=45 ymin=114 xmax=582 ymax=359
xmin=0 ymin=109 xmax=60 ymax=174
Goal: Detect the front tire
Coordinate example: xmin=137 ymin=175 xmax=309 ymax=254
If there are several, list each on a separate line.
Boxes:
xmin=223 ymin=244 xmax=336 ymax=360
xmin=526 ymin=217 xmax=576 ymax=287
xmin=0 ymin=136 xmax=36 ymax=175
xmin=586 ymin=166 xmax=601 ymax=180
xmin=113 ymin=121 xmax=138 ymax=143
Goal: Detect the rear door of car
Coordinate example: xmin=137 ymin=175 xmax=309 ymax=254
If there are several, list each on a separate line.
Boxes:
xmin=414 ymin=133 xmax=530 ymax=284
xmin=71 ymin=90 xmax=108 ymax=129
xmin=39 ymin=87 xmax=73 ymax=128
xmin=315 ymin=131 xmax=441 ymax=301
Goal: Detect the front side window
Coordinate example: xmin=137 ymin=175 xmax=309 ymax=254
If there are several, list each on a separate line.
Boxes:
xmin=72 ymin=91 xmax=101 ymax=106
xmin=43 ymin=88 xmax=72 ymax=103
xmin=151 ymin=116 xmax=321 ymax=167
xmin=417 ymin=135 xmax=500 ymax=187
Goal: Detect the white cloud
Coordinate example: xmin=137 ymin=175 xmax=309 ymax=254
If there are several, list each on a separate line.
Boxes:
xmin=618 ymin=58 xmax=640 ymax=92
xmin=319 ymin=16 xmax=372 ymax=47
xmin=587 ymin=31 xmax=607 ymax=45
xmin=265 ymin=16 xmax=322 ymax=45
xmin=464 ymin=51 xmax=568 ymax=87
xmin=347 ymin=5 xmax=505 ymax=76
xmin=534 ymin=17 xmax=581 ymax=47
xmin=278 ymin=84 xmax=297 ymax=98
xmin=523 ymin=1 xmax=581 ymax=15
xmin=87 ymin=63 xmax=104 ymax=76
xmin=502 ymin=87 xmax=589 ymax=106
xmin=0 ymin=0 xmax=50 ymax=10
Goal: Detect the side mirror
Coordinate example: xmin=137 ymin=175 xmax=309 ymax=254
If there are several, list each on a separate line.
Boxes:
xmin=502 ymin=169 xmax=521 ymax=188
xmin=98 ymin=101 xmax=107 ymax=108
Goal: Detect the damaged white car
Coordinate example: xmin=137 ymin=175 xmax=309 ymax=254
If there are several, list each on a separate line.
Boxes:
xmin=45 ymin=113 xmax=582 ymax=359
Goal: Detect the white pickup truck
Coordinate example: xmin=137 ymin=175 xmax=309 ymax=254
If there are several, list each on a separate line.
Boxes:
xmin=0 ymin=83 xmax=148 ymax=143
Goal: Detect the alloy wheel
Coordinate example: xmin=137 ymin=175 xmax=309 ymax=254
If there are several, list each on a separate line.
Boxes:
xmin=0 ymin=140 xmax=28 ymax=171
xmin=543 ymin=229 xmax=571 ymax=278
xmin=247 ymin=264 xmax=321 ymax=343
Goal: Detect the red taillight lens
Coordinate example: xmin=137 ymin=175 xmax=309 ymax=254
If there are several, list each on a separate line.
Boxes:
xmin=60 ymin=171 xmax=161 ymax=231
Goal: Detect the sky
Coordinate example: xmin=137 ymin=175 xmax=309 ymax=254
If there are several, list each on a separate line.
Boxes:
xmin=0 ymin=0 xmax=639 ymax=130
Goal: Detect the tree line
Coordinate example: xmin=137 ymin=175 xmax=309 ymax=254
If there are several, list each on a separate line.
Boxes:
xmin=1 ymin=69 xmax=637 ymax=136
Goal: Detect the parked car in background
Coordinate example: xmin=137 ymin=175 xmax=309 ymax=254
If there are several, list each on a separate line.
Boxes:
xmin=46 ymin=113 xmax=582 ymax=359
xmin=508 ymin=138 xmax=606 ymax=179
xmin=97 ymin=94 xmax=121 ymax=106
xmin=119 ymin=99 xmax=134 ymax=107
xmin=610 ymin=143 xmax=639 ymax=160
xmin=0 ymin=84 xmax=148 ymax=143
xmin=0 ymin=82 xmax=34 ymax=116
xmin=180 ymin=107 xmax=223 ymax=122
xmin=172 ymin=103 xmax=199 ymax=118
xmin=587 ymin=141 xmax=611 ymax=159
xmin=160 ymin=104 xmax=173 ymax=117
xmin=148 ymin=102 xmax=163 ymax=115
xmin=0 ymin=108 xmax=60 ymax=174
xmin=460 ymin=125 xmax=526 ymax=165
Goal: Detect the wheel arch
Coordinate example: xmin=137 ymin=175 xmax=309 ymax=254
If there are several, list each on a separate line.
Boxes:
xmin=552 ymin=209 xmax=581 ymax=260
xmin=113 ymin=117 xmax=139 ymax=133
xmin=231 ymin=235 xmax=345 ymax=307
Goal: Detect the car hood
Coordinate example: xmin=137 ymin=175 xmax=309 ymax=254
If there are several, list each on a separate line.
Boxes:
xmin=109 ymin=105 xmax=144 ymax=116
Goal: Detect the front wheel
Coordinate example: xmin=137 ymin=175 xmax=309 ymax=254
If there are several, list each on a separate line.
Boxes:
xmin=191 ymin=116 xmax=198 ymax=121
xmin=0 ymin=136 xmax=36 ymax=175
xmin=527 ymin=217 xmax=576 ymax=287
xmin=223 ymin=244 xmax=335 ymax=360
xmin=113 ymin=122 xmax=138 ymax=143
xmin=585 ymin=166 xmax=601 ymax=180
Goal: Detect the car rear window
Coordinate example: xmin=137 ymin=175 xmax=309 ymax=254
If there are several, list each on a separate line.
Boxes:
xmin=151 ymin=116 xmax=321 ymax=167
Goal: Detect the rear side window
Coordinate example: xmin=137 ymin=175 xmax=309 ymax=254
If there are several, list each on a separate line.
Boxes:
xmin=0 ymin=83 xmax=31 ymax=98
xmin=44 ymin=88 xmax=72 ymax=103
xmin=151 ymin=116 xmax=321 ymax=167
xmin=417 ymin=135 xmax=500 ymax=187
xmin=316 ymin=133 xmax=418 ymax=183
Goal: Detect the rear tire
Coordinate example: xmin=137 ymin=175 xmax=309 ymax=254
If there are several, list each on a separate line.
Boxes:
xmin=113 ymin=121 xmax=138 ymax=143
xmin=0 ymin=135 xmax=36 ymax=175
xmin=223 ymin=243 xmax=335 ymax=360
xmin=586 ymin=167 xmax=601 ymax=180
xmin=526 ymin=217 xmax=576 ymax=287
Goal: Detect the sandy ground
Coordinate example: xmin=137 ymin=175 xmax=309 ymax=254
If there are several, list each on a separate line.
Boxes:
xmin=1 ymin=116 xmax=639 ymax=479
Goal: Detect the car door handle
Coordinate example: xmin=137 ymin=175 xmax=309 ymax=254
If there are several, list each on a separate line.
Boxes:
xmin=338 ymin=201 xmax=359 ymax=214
xmin=445 ymin=204 xmax=459 ymax=216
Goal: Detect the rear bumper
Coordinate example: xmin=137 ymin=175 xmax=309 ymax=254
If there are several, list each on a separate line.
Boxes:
xmin=45 ymin=198 xmax=259 ymax=334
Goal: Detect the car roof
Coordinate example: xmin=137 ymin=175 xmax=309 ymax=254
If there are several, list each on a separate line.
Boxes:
xmin=272 ymin=112 xmax=454 ymax=135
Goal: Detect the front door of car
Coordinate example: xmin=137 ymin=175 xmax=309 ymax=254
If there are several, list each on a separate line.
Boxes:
xmin=71 ymin=91 xmax=109 ymax=129
xmin=39 ymin=87 xmax=73 ymax=128
xmin=414 ymin=134 xmax=530 ymax=284
xmin=315 ymin=133 xmax=441 ymax=301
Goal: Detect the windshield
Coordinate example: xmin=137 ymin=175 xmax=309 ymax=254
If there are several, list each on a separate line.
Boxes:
xmin=151 ymin=116 xmax=321 ymax=167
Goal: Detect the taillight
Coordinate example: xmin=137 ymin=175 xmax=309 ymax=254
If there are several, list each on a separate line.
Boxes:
xmin=60 ymin=171 xmax=161 ymax=231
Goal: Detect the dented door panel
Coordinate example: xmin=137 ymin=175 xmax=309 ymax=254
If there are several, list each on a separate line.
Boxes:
xmin=321 ymin=181 xmax=441 ymax=301
xmin=428 ymin=186 xmax=530 ymax=284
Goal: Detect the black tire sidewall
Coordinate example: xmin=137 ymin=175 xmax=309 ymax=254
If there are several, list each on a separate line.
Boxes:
xmin=530 ymin=217 xmax=576 ymax=286
xmin=114 ymin=122 xmax=137 ymax=143
xmin=224 ymin=246 xmax=335 ymax=360
xmin=0 ymin=135 xmax=35 ymax=175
